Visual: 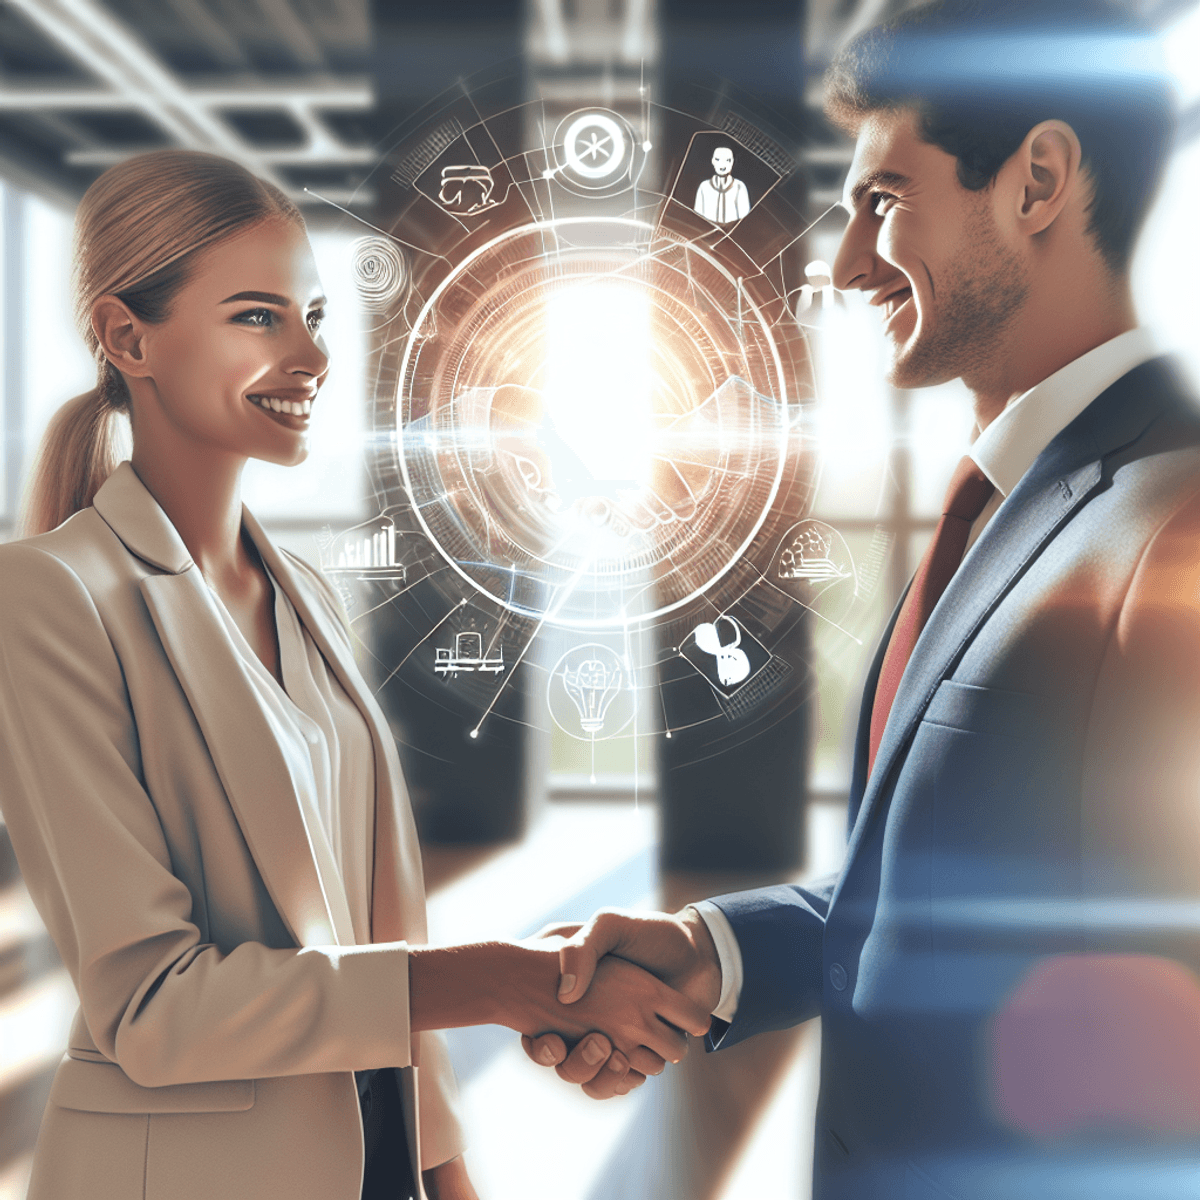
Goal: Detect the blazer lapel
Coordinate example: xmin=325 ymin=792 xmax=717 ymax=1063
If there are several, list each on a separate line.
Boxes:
xmin=93 ymin=464 xmax=351 ymax=949
xmin=243 ymin=512 xmax=428 ymax=947
xmin=837 ymin=358 xmax=1181 ymax=887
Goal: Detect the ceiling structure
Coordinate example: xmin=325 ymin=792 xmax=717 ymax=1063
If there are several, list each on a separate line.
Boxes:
xmin=0 ymin=0 xmax=1194 ymax=217
xmin=0 ymin=0 xmax=373 ymax=207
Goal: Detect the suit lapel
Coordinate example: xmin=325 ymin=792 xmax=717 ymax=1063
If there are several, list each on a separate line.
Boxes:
xmin=141 ymin=573 xmax=353 ymax=947
xmin=243 ymin=512 xmax=428 ymax=947
xmin=836 ymin=358 xmax=1182 ymax=890
xmin=93 ymin=464 xmax=352 ymax=949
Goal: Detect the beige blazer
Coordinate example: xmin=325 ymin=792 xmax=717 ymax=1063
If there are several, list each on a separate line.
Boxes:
xmin=0 ymin=463 xmax=464 ymax=1200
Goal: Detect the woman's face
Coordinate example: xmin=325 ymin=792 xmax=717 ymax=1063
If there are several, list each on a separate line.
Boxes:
xmin=135 ymin=217 xmax=330 ymax=467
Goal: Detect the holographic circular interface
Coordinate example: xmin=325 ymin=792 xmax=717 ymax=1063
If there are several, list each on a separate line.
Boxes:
xmin=315 ymin=80 xmax=882 ymax=758
xmin=398 ymin=216 xmax=790 ymax=629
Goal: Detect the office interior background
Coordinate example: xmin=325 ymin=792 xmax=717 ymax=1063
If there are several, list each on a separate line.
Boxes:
xmin=0 ymin=0 xmax=1198 ymax=1196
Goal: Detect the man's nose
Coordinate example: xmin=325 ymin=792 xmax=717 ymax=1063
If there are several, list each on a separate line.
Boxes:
xmin=832 ymin=210 xmax=875 ymax=293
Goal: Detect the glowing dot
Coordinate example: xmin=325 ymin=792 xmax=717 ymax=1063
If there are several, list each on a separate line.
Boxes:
xmin=542 ymin=167 xmax=556 ymax=179
xmin=641 ymin=140 xmax=652 ymax=152
xmin=469 ymin=729 xmax=479 ymax=739
xmin=459 ymin=598 xmax=467 ymax=606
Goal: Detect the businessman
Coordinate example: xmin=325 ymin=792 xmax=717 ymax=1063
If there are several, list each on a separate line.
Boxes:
xmin=527 ymin=2 xmax=1200 ymax=1195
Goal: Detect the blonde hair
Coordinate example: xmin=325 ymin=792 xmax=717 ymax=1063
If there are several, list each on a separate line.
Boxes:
xmin=21 ymin=150 xmax=302 ymax=536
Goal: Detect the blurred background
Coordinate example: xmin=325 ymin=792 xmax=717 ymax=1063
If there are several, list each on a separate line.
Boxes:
xmin=1 ymin=1 xmax=1199 ymax=1197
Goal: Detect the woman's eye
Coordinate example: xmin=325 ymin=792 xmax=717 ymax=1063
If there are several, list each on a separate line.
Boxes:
xmin=872 ymin=192 xmax=897 ymax=217
xmin=234 ymin=308 xmax=276 ymax=328
xmin=307 ymin=308 xmax=325 ymax=333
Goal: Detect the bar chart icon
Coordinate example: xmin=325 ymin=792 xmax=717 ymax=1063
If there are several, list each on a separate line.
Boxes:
xmin=324 ymin=519 xmax=405 ymax=579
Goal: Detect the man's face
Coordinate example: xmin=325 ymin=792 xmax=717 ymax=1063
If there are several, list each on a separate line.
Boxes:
xmin=712 ymin=148 xmax=734 ymax=177
xmin=832 ymin=108 xmax=1028 ymax=390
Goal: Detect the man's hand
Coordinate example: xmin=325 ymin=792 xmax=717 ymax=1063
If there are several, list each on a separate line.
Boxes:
xmin=498 ymin=937 xmax=710 ymax=1066
xmin=557 ymin=907 xmax=723 ymax=1014
xmin=519 ymin=908 xmax=723 ymax=1096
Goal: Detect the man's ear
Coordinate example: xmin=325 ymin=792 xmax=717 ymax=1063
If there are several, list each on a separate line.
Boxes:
xmin=91 ymin=295 xmax=151 ymax=380
xmin=1012 ymin=119 xmax=1083 ymax=237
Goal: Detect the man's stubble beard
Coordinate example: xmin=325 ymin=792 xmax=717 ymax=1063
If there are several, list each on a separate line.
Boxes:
xmin=888 ymin=200 xmax=1030 ymax=391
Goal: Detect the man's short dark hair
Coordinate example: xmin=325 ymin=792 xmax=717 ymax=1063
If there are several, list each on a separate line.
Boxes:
xmin=825 ymin=0 xmax=1176 ymax=273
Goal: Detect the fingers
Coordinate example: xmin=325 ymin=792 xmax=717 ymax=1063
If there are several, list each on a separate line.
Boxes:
xmin=581 ymin=1054 xmax=646 ymax=1100
xmin=553 ymin=1033 xmax=614 ymax=1085
xmin=626 ymin=1045 xmax=667 ymax=1077
xmin=558 ymin=909 xmax=630 ymax=1004
xmin=522 ymin=1030 xmax=647 ymax=1099
xmin=520 ymin=1032 xmax=568 ymax=1068
xmin=639 ymin=1017 xmax=691 ymax=1066
xmin=652 ymin=980 xmax=713 ymax=1040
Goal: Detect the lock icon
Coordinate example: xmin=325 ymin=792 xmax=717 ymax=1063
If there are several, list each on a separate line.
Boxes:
xmin=693 ymin=616 xmax=751 ymax=688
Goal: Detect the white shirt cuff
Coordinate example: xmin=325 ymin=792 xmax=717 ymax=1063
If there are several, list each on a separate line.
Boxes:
xmin=690 ymin=901 xmax=744 ymax=1024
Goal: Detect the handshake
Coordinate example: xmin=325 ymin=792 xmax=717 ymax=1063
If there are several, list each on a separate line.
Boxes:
xmin=514 ymin=906 xmax=724 ymax=1100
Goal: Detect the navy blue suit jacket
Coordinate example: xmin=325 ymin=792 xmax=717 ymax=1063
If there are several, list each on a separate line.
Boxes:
xmin=709 ymin=359 xmax=1200 ymax=1199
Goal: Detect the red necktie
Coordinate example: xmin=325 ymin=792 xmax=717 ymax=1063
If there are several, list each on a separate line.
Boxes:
xmin=868 ymin=455 xmax=995 ymax=775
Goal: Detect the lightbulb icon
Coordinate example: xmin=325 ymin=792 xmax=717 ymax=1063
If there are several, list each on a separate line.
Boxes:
xmin=548 ymin=644 xmax=633 ymax=741
xmin=562 ymin=657 xmax=623 ymax=733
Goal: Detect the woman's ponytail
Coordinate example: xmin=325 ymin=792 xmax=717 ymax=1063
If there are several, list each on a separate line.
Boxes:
xmin=20 ymin=362 xmax=129 ymax=538
xmin=17 ymin=148 xmax=301 ymax=538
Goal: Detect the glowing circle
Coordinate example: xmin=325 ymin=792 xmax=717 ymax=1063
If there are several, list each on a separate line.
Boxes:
xmin=562 ymin=113 xmax=626 ymax=179
xmin=396 ymin=217 xmax=793 ymax=629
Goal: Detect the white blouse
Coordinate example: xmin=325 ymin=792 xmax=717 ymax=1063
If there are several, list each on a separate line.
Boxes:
xmin=210 ymin=566 xmax=376 ymax=945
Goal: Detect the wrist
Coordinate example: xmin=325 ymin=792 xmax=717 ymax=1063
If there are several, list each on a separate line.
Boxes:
xmin=487 ymin=940 xmax=563 ymax=1035
xmin=677 ymin=906 xmax=723 ymax=1013
xmin=409 ymin=942 xmax=531 ymax=1032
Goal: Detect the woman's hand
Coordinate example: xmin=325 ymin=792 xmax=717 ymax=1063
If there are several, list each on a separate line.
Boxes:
xmin=407 ymin=937 xmax=709 ymax=1066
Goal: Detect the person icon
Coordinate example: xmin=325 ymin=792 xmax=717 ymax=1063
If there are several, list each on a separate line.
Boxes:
xmin=694 ymin=146 xmax=750 ymax=225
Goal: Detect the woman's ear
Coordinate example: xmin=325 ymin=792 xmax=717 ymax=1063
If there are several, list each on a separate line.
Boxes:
xmin=1011 ymin=119 xmax=1083 ymax=238
xmin=91 ymin=296 xmax=151 ymax=379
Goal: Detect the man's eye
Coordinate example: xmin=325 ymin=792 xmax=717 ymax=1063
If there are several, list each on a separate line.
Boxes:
xmin=872 ymin=192 xmax=897 ymax=217
xmin=307 ymin=308 xmax=325 ymax=333
xmin=234 ymin=308 xmax=275 ymax=327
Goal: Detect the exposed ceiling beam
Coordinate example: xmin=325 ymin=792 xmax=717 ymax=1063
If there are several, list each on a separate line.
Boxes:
xmin=1 ymin=0 xmax=373 ymax=203
xmin=7 ymin=0 xmax=288 ymax=186
xmin=256 ymin=0 xmax=327 ymax=71
xmin=0 ymin=82 xmax=372 ymax=110
xmin=161 ymin=0 xmax=251 ymax=71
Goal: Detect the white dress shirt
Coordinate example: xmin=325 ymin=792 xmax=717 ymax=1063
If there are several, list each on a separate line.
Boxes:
xmin=212 ymin=566 xmax=377 ymax=945
xmin=695 ymin=327 xmax=1159 ymax=1023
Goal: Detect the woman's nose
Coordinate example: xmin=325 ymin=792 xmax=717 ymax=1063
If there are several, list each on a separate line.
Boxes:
xmin=289 ymin=328 xmax=330 ymax=381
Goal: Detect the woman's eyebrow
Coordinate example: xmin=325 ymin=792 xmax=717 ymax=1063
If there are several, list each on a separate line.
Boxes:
xmin=220 ymin=290 xmax=328 ymax=308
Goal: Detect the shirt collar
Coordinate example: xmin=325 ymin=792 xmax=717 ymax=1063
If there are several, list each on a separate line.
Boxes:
xmin=969 ymin=327 xmax=1157 ymax=497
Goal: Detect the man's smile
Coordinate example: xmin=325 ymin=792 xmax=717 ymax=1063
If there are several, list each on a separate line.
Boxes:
xmin=872 ymin=282 xmax=914 ymax=329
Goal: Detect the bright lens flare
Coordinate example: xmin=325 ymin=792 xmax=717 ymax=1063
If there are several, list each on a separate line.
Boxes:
xmin=545 ymin=281 xmax=654 ymax=486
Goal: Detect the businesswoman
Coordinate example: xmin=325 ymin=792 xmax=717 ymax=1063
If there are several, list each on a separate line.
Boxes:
xmin=0 ymin=150 xmax=706 ymax=1200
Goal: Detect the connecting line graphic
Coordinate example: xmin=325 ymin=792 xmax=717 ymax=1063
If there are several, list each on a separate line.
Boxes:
xmin=469 ymin=557 xmax=593 ymax=739
xmin=348 ymin=564 xmax=455 ymax=625
xmin=621 ymin=609 xmax=640 ymax=805
xmin=730 ymin=559 xmax=864 ymax=645
xmin=373 ymin=598 xmax=468 ymax=695
xmin=768 ymin=201 xmax=846 ymax=274
xmin=302 ymin=188 xmax=452 ymax=265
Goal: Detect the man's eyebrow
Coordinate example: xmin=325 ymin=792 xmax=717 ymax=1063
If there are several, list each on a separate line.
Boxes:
xmin=847 ymin=170 xmax=912 ymax=211
xmin=220 ymin=290 xmax=328 ymax=308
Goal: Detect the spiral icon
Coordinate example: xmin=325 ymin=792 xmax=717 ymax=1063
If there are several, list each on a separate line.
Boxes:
xmin=352 ymin=236 xmax=408 ymax=313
